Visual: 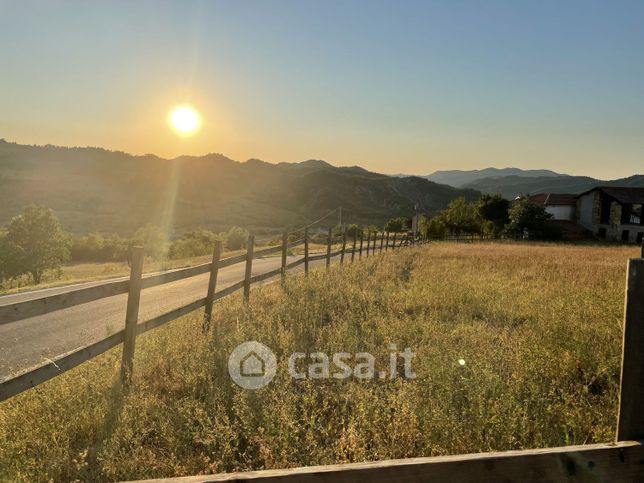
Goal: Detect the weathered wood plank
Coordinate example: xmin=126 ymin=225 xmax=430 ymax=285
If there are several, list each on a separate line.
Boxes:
xmin=281 ymin=232 xmax=288 ymax=282
xmin=218 ymin=253 xmax=248 ymax=269
xmin=326 ymin=227 xmax=332 ymax=269
xmin=141 ymin=263 xmax=211 ymax=289
xmin=253 ymin=244 xmax=283 ymax=258
xmin=120 ymin=247 xmax=143 ymax=387
xmin=0 ymin=330 xmax=124 ymax=402
xmin=304 ymin=228 xmax=309 ymax=275
xmin=136 ymin=298 xmax=207 ymax=336
xmin=244 ymin=235 xmax=255 ymax=301
xmin=285 ymin=258 xmax=305 ymax=270
xmin=287 ymin=238 xmax=304 ymax=249
xmin=213 ymin=280 xmax=245 ymax=300
xmin=249 ymin=267 xmax=283 ymax=284
xmin=0 ymin=279 xmax=129 ymax=326
xmin=617 ymin=258 xmax=644 ymax=441
xmin=307 ymin=253 xmax=328 ymax=262
xmin=129 ymin=441 xmax=644 ymax=483
xmin=203 ymin=241 xmax=222 ymax=332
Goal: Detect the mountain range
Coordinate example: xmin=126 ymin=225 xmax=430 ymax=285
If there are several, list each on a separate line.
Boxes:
xmin=0 ymin=140 xmax=479 ymax=235
xmin=424 ymin=167 xmax=644 ymax=199
xmin=425 ymin=168 xmax=564 ymax=188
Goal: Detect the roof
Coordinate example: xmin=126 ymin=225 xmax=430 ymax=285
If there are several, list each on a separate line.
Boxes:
xmin=578 ymin=187 xmax=644 ymax=205
xmin=528 ymin=193 xmax=577 ymax=206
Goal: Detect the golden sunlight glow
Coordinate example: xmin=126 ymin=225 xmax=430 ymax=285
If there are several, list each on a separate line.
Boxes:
xmin=168 ymin=105 xmax=201 ymax=136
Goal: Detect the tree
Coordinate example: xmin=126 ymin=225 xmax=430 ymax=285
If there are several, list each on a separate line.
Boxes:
xmin=345 ymin=224 xmax=362 ymax=239
xmin=70 ymin=232 xmax=127 ymax=262
xmin=506 ymin=199 xmax=561 ymax=240
xmin=384 ymin=217 xmax=408 ymax=233
xmin=226 ymin=226 xmax=249 ymax=250
xmin=441 ymin=197 xmax=481 ymax=236
xmin=419 ymin=217 xmax=446 ymax=238
xmin=168 ymin=229 xmax=221 ymax=259
xmin=477 ymin=194 xmax=510 ymax=236
xmin=132 ymin=224 xmax=166 ymax=260
xmin=0 ymin=205 xmax=70 ymax=284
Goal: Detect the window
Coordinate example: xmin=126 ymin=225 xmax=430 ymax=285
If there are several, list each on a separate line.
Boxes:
xmin=631 ymin=204 xmax=642 ymax=225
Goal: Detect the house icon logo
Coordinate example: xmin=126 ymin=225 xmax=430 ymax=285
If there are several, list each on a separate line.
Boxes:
xmin=228 ymin=341 xmax=277 ymax=389
xmin=240 ymin=351 xmax=265 ymax=377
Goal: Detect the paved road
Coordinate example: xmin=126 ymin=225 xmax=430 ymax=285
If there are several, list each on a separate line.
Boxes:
xmin=0 ymin=252 xmax=336 ymax=379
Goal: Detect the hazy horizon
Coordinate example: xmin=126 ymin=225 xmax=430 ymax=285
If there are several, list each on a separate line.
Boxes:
xmin=2 ymin=0 xmax=643 ymax=179
xmin=4 ymin=137 xmax=627 ymax=180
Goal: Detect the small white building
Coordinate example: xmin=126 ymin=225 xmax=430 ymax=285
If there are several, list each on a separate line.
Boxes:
xmin=528 ymin=193 xmax=577 ymax=221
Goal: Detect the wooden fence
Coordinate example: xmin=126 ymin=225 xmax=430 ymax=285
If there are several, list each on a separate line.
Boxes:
xmin=0 ymin=230 xmax=426 ymax=401
xmin=139 ymin=253 xmax=644 ymax=482
xmin=4 ymin=236 xmax=644 ymax=481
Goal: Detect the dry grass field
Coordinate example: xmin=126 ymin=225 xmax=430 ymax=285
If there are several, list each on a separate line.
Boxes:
xmin=0 ymin=241 xmax=639 ymax=481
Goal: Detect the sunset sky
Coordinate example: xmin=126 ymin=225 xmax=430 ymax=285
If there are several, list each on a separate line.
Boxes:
xmin=1 ymin=0 xmax=643 ymax=179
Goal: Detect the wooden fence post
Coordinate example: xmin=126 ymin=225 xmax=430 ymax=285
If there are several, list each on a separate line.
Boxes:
xmin=304 ymin=228 xmax=309 ymax=275
xmin=372 ymin=231 xmax=377 ymax=255
xmin=351 ymin=235 xmax=357 ymax=263
xmin=326 ymin=227 xmax=332 ymax=269
xmin=392 ymin=233 xmax=397 ymax=250
xmin=380 ymin=232 xmax=384 ymax=252
xmin=385 ymin=232 xmax=390 ymax=251
xmin=365 ymin=231 xmax=371 ymax=257
xmin=120 ymin=246 xmax=144 ymax=388
xmin=617 ymin=258 xmax=644 ymax=441
xmin=340 ymin=228 xmax=347 ymax=264
xmin=359 ymin=232 xmax=364 ymax=259
xmin=243 ymin=235 xmax=254 ymax=301
xmin=203 ymin=240 xmax=222 ymax=333
xmin=281 ymin=232 xmax=287 ymax=282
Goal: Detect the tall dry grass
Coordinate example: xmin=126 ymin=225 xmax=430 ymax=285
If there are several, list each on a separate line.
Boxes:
xmin=0 ymin=241 xmax=638 ymax=481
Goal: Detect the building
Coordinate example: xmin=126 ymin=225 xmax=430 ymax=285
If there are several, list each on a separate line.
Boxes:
xmin=527 ymin=193 xmax=577 ymax=221
xmin=411 ymin=213 xmax=427 ymax=234
xmin=576 ymin=187 xmax=644 ymax=243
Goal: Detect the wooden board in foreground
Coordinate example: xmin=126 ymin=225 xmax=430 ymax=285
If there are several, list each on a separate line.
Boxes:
xmin=131 ymin=441 xmax=644 ymax=483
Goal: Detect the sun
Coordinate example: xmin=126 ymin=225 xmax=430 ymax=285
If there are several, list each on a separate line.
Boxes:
xmin=168 ymin=105 xmax=201 ymax=136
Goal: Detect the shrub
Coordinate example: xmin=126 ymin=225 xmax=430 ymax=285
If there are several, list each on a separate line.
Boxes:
xmin=132 ymin=224 xmax=167 ymax=260
xmin=168 ymin=230 xmax=220 ymax=259
xmin=225 ymin=226 xmax=249 ymax=251
xmin=71 ymin=233 xmax=129 ymax=262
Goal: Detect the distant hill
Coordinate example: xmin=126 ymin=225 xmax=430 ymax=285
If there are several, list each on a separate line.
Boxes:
xmin=0 ymin=140 xmax=479 ymax=235
xmin=426 ymin=168 xmax=565 ymax=188
xmin=463 ymin=174 xmax=644 ymax=199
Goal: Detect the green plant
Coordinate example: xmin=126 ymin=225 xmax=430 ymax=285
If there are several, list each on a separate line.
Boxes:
xmin=132 ymin=224 xmax=167 ymax=260
xmin=506 ymin=199 xmax=561 ymax=240
xmin=384 ymin=217 xmax=408 ymax=233
xmin=0 ymin=205 xmax=70 ymax=284
xmin=225 ymin=226 xmax=250 ymax=250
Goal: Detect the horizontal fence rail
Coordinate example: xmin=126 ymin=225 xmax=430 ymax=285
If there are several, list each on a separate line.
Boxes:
xmin=0 ymin=279 xmax=130 ymax=326
xmin=0 ymin=229 xmax=425 ymax=401
xmin=134 ymin=441 xmax=644 ymax=483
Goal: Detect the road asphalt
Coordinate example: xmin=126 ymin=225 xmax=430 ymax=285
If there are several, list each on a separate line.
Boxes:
xmin=0 ymin=252 xmax=338 ymax=379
